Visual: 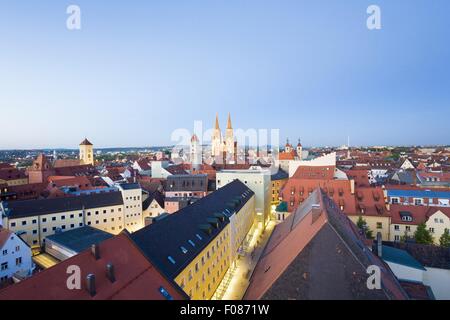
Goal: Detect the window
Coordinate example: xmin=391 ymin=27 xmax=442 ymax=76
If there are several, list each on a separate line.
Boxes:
xmin=158 ymin=287 xmax=173 ymax=300
xmin=22 ymin=221 xmax=27 ymax=226
xmin=43 ymin=228 xmax=47 ymax=233
xmin=79 ymin=213 xmax=83 ymax=217
xmin=376 ymin=223 xmax=382 ymax=229
xmin=70 ymin=224 xmax=75 ymax=228
xmin=16 ymin=257 xmax=22 ymax=266
xmin=429 ymin=228 xmax=435 ymax=233
xmin=406 ymin=226 xmax=411 ymax=232
xmin=2 ymin=250 xmax=7 ymax=256
xmin=32 ymin=219 xmax=37 ymax=224
xmin=11 ymin=222 xmax=16 ymax=227
xmin=15 ymin=246 xmax=20 ymax=252
xmin=52 ymin=217 xmax=56 ymax=221
xmin=168 ymin=256 xmax=176 ymax=265
xmin=42 ymin=218 xmax=47 ymax=223
xmin=188 ymin=240 xmax=195 ymax=247
xmin=394 ymin=235 xmax=400 ymax=241
xmin=180 ymin=246 xmax=188 ymax=254
xmin=414 ymin=198 xmax=423 ymax=206
xmin=33 ymin=230 xmax=37 ymax=235
xmin=70 ymin=214 xmax=74 ymax=219
xmin=391 ymin=198 xmax=399 ymax=204
xmin=61 ymin=216 xmax=65 ymax=220
xmin=1 ymin=262 xmax=8 ymax=271
xmin=394 ymin=225 xmax=400 ymax=231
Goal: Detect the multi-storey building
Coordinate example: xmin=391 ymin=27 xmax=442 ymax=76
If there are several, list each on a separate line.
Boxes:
xmin=130 ymin=180 xmax=255 ymax=300
xmin=216 ymin=166 xmax=270 ymax=229
xmin=0 ymin=183 xmax=144 ymax=248
xmin=389 ymin=205 xmax=450 ymax=244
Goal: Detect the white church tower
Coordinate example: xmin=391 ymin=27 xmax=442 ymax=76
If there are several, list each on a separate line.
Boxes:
xmin=191 ymin=134 xmax=202 ymax=168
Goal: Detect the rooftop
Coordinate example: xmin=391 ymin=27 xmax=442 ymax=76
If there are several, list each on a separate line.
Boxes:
xmin=131 ymin=180 xmax=254 ymax=279
xmin=46 ymin=226 xmax=114 ymax=253
xmin=2 ymin=191 xmax=124 ymax=219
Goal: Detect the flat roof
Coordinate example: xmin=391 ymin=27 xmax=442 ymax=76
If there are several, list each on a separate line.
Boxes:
xmin=46 ymin=226 xmax=114 ymax=253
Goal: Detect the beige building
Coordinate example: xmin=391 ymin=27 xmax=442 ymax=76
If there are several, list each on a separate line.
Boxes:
xmin=216 ymin=166 xmax=271 ymax=229
xmin=1 ymin=183 xmax=144 ymax=249
xmin=79 ymin=138 xmax=94 ymax=165
xmin=389 ymin=205 xmax=450 ymax=245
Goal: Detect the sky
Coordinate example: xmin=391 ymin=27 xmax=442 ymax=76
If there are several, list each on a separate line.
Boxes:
xmin=0 ymin=0 xmax=449 ymax=149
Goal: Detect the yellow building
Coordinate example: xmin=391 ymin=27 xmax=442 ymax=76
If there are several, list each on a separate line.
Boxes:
xmin=348 ymin=215 xmax=391 ymax=241
xmin=270 ymin=169 xmax=289 ymax=207
xmin=79 ymin=138 xmax=94 ymax=165
xmin=0 ymin=168 xmax=28 ymax=187
xmin=128 ymin=180 xmax=256 ymax=300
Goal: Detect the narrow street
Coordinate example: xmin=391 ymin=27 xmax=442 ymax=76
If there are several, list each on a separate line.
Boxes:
xmin=212 ymin=220 xmax=276 ymax=300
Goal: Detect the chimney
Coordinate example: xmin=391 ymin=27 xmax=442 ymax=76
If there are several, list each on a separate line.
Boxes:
xmin=106 ymin=263 xmax=116 ymax=283
xmin=86 ymin=274 xmax=96 ymax=297
xmin=91 ymin=244 xmax=100 ymax=260
xmin=311 ymin=204 xmax=322 ymax=224
xmin=376 ymin=232 xmax=383 ymax=258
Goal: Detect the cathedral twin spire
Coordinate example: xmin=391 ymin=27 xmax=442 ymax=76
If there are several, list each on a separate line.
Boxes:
xmin=212 ymin=113 xmax=234 ymax=157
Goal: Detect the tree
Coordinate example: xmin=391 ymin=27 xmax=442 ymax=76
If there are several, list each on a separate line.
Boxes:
xmin=356 ymin=216 xmax=374 ymax=239
xmin=414 ymin=223 xmax=434 ymax=245
xmin=439 ymin=229 xmax=450 ymax=248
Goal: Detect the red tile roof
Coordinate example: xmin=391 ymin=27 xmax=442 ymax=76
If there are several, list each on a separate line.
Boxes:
xmin=281 ymin=178 xmax=356 ymax=214
xmin=0 ymin=232 xmax=187 ymax=300
xmin=352 ymin=187 xmax=389 ymax=217
xmin=244 ymin=189 xmax=407 ymax=300
xmin=345 ymin=168 xmax=370 ymax=187
xmin=292 ymin=165 xmax=336 ymax=180
xmin=0 ymin=168 xmax=27 ymax=181
xmin=390 ymin=205 xmax=450 ymax=225
xmin=0 ymin=228 xmax=13 ymax=249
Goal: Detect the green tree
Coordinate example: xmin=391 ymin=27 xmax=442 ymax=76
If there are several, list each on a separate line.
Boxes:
xmin=356 ymin=216 xmax=374 ymax=239
xmin=439 ymin=229 xmax=450 ymax=248
xmin=414 ymin=223 xmax=434 ymax=245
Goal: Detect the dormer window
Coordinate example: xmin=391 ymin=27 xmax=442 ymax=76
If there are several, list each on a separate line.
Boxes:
xmin=180 ymin=246 xmax=188 ymax=254
xmin=167 ymin=256 xmax=176 ymax=264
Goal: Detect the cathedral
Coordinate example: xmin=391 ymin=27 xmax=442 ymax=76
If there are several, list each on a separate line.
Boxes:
xmin=211 ymin=113 xmax=237 ymax=162
xmin=190 ymin=114 xmax=237 ymax=165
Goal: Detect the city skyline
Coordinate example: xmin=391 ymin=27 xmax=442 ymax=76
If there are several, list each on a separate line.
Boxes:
xmin=1 ymin=0 xmax=449 ymax=149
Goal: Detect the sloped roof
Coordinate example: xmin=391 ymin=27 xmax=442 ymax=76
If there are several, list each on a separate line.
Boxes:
xmin=131 ymin=180 xmax=254 ymax=279
xmin=3 ymin=191 xmax=124 ymax=219
xmin=79 ymin=138 xmax=93 ymax=146
xmin=0 ymin=232 xmax=187 ymax=300
xmin=244 ymin=189 xmax=408 ymax=300
xmin=382 ymin=245 xmax=426 ymax=270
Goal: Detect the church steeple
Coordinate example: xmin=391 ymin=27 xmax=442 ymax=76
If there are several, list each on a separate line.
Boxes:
xmin=215 ymin=113 xmax=220 ymax=130
xmin=227 ymin=113 xmax=233 ymax=130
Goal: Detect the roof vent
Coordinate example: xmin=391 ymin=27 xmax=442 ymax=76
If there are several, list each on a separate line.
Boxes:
xmin=106 ymin=263 xmax=116 ymax=283
xmin=91 ymin=244 xmax=100 ymax=260
xmin=199 ymin=224 xmax=213 ymax=235
xmin=86 ymin=274 xmax=96 ymax=297
xmin=207 ymin=217 xmax=220 ymax=229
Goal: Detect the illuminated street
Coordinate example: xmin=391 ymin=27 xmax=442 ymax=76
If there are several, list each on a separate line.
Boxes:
xmin=212 ymin=220 xmax=276 ymax=300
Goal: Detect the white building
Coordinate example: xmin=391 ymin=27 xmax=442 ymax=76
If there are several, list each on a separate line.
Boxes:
xmin=0 ymin=228 xmax=33 ymax=284
xmin=150 ymin=161 xmax=172 ymax=179
xmin=117 ymin=183 xmax=144 ymax=233
xmin=216 ymin=166 xmax=271 ymax=229
xmin=286 ymin=152 xmax=337 ymax=178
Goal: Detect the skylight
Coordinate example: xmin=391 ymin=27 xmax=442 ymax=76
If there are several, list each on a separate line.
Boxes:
xmin=188 ymin=240 xmax=196 ymax=247
xmin=195 ymin=234 xmax=203 ymax=241
xmin=180 ymin=246 xmax=188 ymax=254
xmin=167 ymin=256 xmax=176 ymax=264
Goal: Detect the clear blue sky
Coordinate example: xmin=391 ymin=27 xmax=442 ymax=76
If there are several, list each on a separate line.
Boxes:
xmin=1 ymin=0 xmax=449 ymax=149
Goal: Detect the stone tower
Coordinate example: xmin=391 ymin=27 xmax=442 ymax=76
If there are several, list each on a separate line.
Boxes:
xmin=79 ymin=138 xmax=94 ymax=165
xmin=211 ymin=114 xmax=223 ymax=157
xmin=225 ymin=113 xmax=235 ymax=156
xmin=190 ymin=134 xmax=202 ymax=168
xmin=297 ymin=139 xmax=303 ymax=161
